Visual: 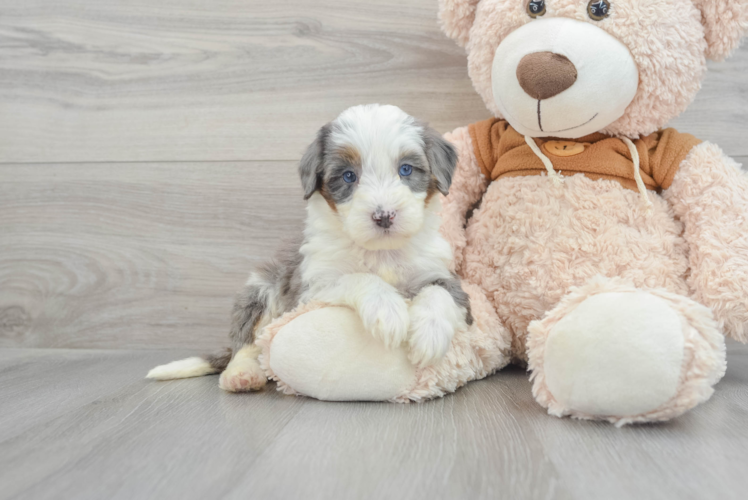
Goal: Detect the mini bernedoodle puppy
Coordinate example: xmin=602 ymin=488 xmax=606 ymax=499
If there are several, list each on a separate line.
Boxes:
xmin=147 ymin=104 xmax=473 ymax=392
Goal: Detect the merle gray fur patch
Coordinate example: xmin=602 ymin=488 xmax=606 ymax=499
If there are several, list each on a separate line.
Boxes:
xmin=205 ymin=348 xmax=232 ymax=371
xmin=299 ymin=123 xmax=332 ymax=200
xmin=433 ymin=276 xmax=474 ymax=325
xmin=323 ymin=163 xmax=359 ymax=205
xmin=300 ymin=117 xmax=458 ymax=205
xmin=398 ymin=152 xmax=432 ymax=193
xmin=228 ymin=236 xmax=305 ymax=353
xmin=420 ymin=123 xmax=458 ymax=195
xmin=406 ymin=275 xmax=473 ymax=325
xmin=228 ymin=284 xmax=268 ymax=353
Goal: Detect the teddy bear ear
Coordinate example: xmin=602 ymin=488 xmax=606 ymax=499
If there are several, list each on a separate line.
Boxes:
xmin=438 ymin=0 xmax=481 ymax=48
xmin=693 ymin=0 xmax=748 ymax=61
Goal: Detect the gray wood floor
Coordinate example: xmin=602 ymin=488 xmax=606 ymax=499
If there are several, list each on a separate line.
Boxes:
xmin=1 ymin=0 xmax=747 ymax=350
xmin=1 ymin=342 xmax=747 ymax=500
xmin=2 ymin=1 xmax=748 ymax=499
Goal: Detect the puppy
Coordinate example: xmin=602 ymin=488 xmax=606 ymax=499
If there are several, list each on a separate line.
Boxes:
xmin=147 ymin=104 xmax=472 ymax=392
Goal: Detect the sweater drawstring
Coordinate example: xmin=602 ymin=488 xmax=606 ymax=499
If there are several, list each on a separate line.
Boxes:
xmin=620 ymin=137 xmax=654 ymax=215
xmin=524 ymin=135 xmax=564 ymax=186
xmin=524 ymin=135 xmax=653 ymax=215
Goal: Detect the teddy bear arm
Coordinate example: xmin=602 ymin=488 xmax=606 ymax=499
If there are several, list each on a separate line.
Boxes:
xmin=663 ymin=141 xmax=748 ymax=342
xmin=440 ymin=126 xmax=489 ymax=273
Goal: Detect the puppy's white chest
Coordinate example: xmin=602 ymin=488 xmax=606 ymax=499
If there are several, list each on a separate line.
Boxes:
xmin=376 ymin=265 xmax=401 ymax=287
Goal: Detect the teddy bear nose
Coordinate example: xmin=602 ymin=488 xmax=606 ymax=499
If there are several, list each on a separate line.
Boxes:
xmin=516 ymin=51 xmax=578 ymax=100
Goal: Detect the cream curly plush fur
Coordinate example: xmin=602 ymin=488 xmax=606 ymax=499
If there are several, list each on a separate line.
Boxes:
xmin=197 ymin=0 xmax=748 ymax=426
xmin=435 ymin=0 xmax=746 ymax=425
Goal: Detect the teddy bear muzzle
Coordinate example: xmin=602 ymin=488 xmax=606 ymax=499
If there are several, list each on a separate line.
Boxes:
xmin=491 ymin=17 xmax=639 ymax=139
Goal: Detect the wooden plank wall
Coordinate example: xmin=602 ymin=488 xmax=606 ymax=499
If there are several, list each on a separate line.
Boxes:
xmin=1 ymin=0 xmax=747 ymax=349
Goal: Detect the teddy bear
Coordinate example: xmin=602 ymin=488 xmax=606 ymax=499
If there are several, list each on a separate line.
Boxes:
xmin=255 ymin=0 xmax=748 ymax=425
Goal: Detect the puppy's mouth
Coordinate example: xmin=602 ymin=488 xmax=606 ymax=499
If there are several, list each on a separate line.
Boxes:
xmin=533 ymin=103 xmax=599 ymax=134
xmin=359 ymin=230 xmax=409 ymax=251
xmin=356 ymin=220 xmax=416 ymax=251
xmin=373 ymin=226 xmax=398 ymax=238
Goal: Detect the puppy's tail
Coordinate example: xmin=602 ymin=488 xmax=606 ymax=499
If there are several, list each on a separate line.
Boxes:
xmin=146 ymin=348 xmax=232 ymax=381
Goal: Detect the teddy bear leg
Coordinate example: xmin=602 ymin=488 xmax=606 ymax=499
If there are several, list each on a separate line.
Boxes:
xmin=261 ymin=306 xmax=417 ymax=401
xmin=527 ymin=278 xmax=726 ymax=425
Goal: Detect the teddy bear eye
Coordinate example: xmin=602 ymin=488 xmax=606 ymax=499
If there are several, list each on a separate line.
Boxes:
xmin=588 ymin=0 xmax=611 ymax=21
xmin=526 ymin=0 xmax=546 ymax=18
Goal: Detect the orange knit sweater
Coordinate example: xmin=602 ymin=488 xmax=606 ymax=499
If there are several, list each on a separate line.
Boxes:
xmin=468 ymin=118 xmax=701 ymax=192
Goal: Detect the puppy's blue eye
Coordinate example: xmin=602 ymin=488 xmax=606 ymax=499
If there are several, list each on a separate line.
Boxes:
xmin=343 ymin=171 xmax=357 ymax=183
xmin=399 ymin=164 xmax=413 ymax=177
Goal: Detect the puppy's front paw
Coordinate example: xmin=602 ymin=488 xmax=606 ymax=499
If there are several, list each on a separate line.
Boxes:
xmin=408 ymin=305 xmax=456 ymax=368
xmin=359 ymin=293 xmax=410 ymax=349
xmin=219 ymin=358 xmax=266 ymax=393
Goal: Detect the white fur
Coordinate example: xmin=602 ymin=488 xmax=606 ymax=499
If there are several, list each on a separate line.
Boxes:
xmin=146 ymin=357 xmax=219 ymax=381
xmin=302 ymin=195 xmax=454 ymax=353
xmin=147 ymin=105 xmax=463 ymax=385
xmin=332 ymin=104 xmax=432 ymax=250
xmin=543 ymin=292 xmax=685 ymax=416
xmin=492 ymin=17 xmax=639 ymax=138
xmin=408 ymin=285 xmax=466 ymax=367
xmin=219 ymin=344 xmax=266 ymax=392
xmin=298 ymin=105 xmax=458 ymax=361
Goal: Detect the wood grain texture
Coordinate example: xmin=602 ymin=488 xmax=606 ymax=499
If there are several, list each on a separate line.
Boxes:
xmin=2 ymin=2 xmax=747 ymax=498
xmin=1 ymin=0 xmax=746 ymax=349
xmin=1 ymin=343 xmax=747 ymax=500
xmin=2 ymin=158 xmax=748 ymax=350
xmin=0 ymin=0 xmax=485 ymax=163
xmin=1 ymin=1 xmax=747 ymax=164
xmin=0 ymin=161 xmax=305 ymax=349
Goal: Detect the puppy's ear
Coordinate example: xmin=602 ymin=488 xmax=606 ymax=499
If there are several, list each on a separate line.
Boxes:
xmin=299 ymin=123 xmax=331 ymax=200
xmin=693 ymin=0 xmax=748 ymax=61
xmin=422 ymin=125 xmax=459 ymax=196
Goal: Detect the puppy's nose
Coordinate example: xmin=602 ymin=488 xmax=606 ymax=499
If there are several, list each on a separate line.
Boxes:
xmin=372 ymin=210 xmax=396 ymax=229
xmin=516 ymin=52 xmax=578 ymax=100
